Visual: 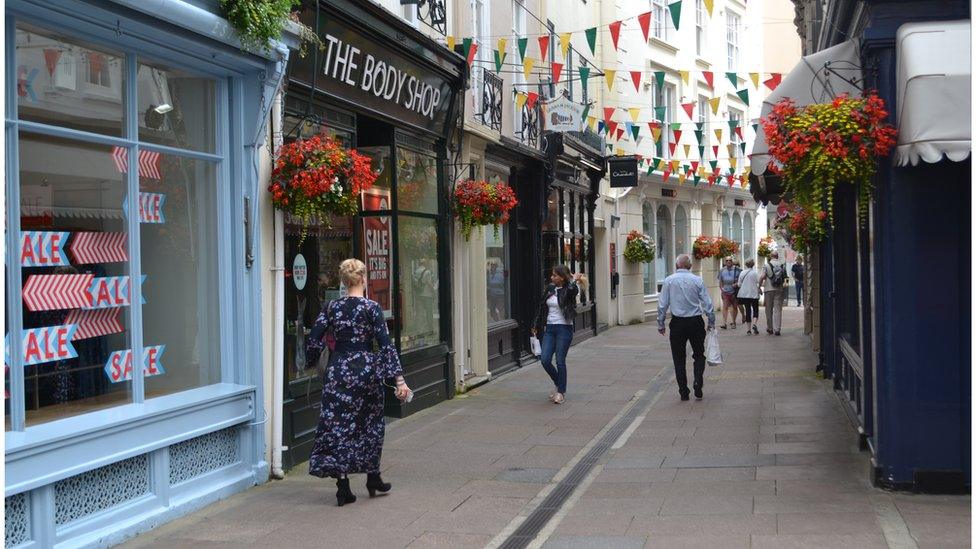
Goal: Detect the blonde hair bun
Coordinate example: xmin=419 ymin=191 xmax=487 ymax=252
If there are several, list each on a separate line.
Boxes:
xmin=338 ymin=258 xmax=366 ymax=287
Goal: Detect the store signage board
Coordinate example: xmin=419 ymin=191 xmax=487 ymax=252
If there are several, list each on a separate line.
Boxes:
xmin=543 ymin=96 xmax=585 ymax=133
xmin=292 ymin=16 xmax=455 ymax=136
xmin=293 ymin=254 xmax=308 ymax=291
xmin=362 ymin=190 xmax=393 ymax=317
xmin=104 ymin=345 xmax=165 ymax=383
xmin=609 ymin=156 xmax=639 ymax=188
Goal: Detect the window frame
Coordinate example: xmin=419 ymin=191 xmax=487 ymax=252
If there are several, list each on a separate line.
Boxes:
xmin=653 ymin=83 xmax=675 ymax=160
xmin=512 ymin=0 xmax=526 ymax=136
xmin=652 ymin=0 xmax=670 ymax=41
xmin=695 ymin=0 xmax=707 ymax=56
xmin=727 ymin=11 xmax=741 ymax=69
xmin=5 ymin=13 xmax=237 ymax=433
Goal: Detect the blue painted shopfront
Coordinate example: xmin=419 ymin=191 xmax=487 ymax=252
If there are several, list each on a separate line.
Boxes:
xmin=4 ymin=0 xmax=293 ymax=546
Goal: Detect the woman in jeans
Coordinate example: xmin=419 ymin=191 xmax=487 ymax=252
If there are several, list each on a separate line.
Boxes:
xmin=736 ymin=258 xmax=762 ymax=335
xmin=531 ymin=265 xmax=580 ymax=404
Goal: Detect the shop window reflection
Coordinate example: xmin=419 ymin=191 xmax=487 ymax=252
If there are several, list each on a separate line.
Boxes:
xmin=396 ymin=148 xmax=438 ymax=214
xmin=398 ymin=216 xmax=439 ymax=351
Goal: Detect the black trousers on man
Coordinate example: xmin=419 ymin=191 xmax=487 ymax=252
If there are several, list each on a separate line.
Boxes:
xmin=669 ymin=316 xmax=706 ymax=396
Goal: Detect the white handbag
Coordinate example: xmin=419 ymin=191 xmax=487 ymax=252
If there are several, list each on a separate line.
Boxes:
xmin=529 ymin=336 xmax=542 ymax=357
xmin=706 ymin=330 xmax=723 ymax=366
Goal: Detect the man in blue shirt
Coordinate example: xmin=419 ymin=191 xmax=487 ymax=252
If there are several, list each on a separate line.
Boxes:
xmin=658 ymin=254 xmax=716 ymax=401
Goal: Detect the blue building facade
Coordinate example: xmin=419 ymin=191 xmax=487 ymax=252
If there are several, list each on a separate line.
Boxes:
xmin=755 ymin=0 xmax=970 ymax=492
xmin=4 ymin=0 xmax=294 ymax=546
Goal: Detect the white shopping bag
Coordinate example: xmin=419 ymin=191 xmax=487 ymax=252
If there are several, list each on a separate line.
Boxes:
xmin=706 ymin=330 xmax=723 ymax=366
xmin=529 ymin=336 xmax=542 ymax=357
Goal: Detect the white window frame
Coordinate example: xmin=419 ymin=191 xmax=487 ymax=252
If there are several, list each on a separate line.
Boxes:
xmin=471 ymin=0 xmax=489 ymax=118
xmin=512 ymin=0 xmax=526 ymax=136
xmin=653 ymin=82 xmax=675 ymax=160
xmin=698 ymin=94 xmax=709 ymax=160
xmin=652 ymin=0 xmax=670 ymax=41
xmin=643 ymin=201 xmax=656 ymax=297
xmin=729 ymin=107 xmax=744 ymax=167
xmin=727 ymin=11 xmax=741 ymax=69
xmin=696 ymin=0 xmax=707 ymax=56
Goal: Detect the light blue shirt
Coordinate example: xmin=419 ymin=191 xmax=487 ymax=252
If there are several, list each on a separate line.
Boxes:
xmin=657 ymin=269 xmax=716 ymax=330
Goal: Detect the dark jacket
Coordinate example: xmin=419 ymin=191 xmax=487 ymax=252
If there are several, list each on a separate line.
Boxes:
xmin=534 ymin=281 xmax=579 ymax=333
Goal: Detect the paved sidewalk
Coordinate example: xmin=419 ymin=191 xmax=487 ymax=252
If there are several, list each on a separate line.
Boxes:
xmin=121 ymin=309 xmax=969 ymax=549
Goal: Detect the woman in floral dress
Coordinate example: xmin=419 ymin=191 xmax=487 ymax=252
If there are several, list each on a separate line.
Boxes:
xmin=305 ymin=259 xmax=412 ymax=506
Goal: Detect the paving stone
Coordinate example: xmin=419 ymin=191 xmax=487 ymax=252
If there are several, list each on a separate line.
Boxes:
xmin=553 ymin=512 xmax=637 ymax=535
xmin=641 ymin=534 xmax=751 ymax=548
xmin=901 ymin=513 xmax=972 ymax=545
xmin=750 ymin=533 xmax=888 ymax=549
xmin=405 ymin=532 xmax=493 ymax=548
xmin=627 ymin=514 xmax=777 ymax=535
xmin=604 ymin=456 xmax=666 ymax=469
xmin=658 ymin=494 xmax=754 ymax=515
xmin=672 ymin=467 xmax=757 ymax=482
xmin=775 ymin=512 xmax=883 ymax=534
xmin=661 ymin=454 xmax=776 ymax=468
xmin=753 ymin=494 xmax=873 ymax=514
xmin=493 ymin=467 xmax=559 ymax=484
xmin=542 ymin=535 xmax=648 ymax=549
xmin=594 ymin=468 xmax=678 ymax=483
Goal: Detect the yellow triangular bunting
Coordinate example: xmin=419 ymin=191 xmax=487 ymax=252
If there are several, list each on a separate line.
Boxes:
xmin=679 ymin=70 xmax=690 ymax=85
xmin=523 ymin=57 xmax=535 ymax=80
xmin=750 ymin=72 xmax=760 ymax=89
xmin=605 ymin=69 xmax=617 ymax=91
xmin=560 ymin=33 xmax=572 ymax=59
xmin=629 ymin=108 xmax=641 ymax=123
xmin=708 ymin=97 xmax=721 ymax=115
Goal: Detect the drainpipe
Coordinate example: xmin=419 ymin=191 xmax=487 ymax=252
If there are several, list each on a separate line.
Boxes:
xmin=270 ymin=93 xmax=286 ymax=480
xmin=614 ymin=190 xmax=622 ymax=325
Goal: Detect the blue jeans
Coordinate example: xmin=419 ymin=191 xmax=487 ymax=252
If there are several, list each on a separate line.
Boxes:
xmin=540 ymin=324 xmax=572 ymax=394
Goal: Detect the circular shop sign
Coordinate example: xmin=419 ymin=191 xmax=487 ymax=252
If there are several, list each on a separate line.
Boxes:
xmin=293 ymin=254 xmax=308 ymax=291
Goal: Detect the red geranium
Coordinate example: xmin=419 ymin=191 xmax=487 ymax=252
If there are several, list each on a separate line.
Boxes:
xmin=453 ymin=179 xmax=518 ymax=240
xmin=693 ymin=236 xmax=721 ymax=259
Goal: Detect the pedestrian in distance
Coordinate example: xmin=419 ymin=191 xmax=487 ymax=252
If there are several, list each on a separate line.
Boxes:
xmin=759 ymin=250 xmax=788 ymax=335
xmin=305 ymin=259 xmax=412 ymax=507
xmin=717 ymin=257 xmax=742 ymax=329
xmin=737 ymin=258 xmax=761 ymax=335
xmin=733 ymin=257 xmax=746 ymax=321
xmin=532 ymin=265 xmax=581 ymax=405
xmin=792 ymin=257 xmax=805 ymax=307
xmin=657 ymin=254 xmax=716 ymax=401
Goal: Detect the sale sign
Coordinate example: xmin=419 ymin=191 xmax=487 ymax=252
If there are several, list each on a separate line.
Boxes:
xmin=20 ymin=231 xmax=70 ymax=267
xmin=22 ymin=274 xmax=94 ymax=311
xmin=122 ymin=192 xmax=166 ymax=224
xmin=69 ymin=232 xmax=127 ymax=264
xmin=362 ymin=190 xmax=392 ymax=316
xmin=103 ymin=345 xmax=165 ymax=383
xmin=85 ymin=275 xmax=146 ymax=309
xmin=21 ymin=324 xmax=79 ymax=366
xmin=64 ymin=308 xmax=124 ymax=340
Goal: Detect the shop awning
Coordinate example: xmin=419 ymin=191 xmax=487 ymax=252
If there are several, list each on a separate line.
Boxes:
xmin=894 ymin=20 xmax=971 ymax=166
xmin=749 ymin=40 xmax=863 ymax=203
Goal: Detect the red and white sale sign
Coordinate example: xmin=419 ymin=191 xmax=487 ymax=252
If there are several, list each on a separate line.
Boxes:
xmin=103 ymin=345 xmax=165 ymax=383
xmin=362 ymin=190 xmax=392 ymax=316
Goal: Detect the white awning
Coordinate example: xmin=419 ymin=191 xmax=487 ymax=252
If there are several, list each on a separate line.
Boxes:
xmin=894 ymin=20 xmax=971 ymax=166
xmin=749 ymin=40 xmax=864 ymax=176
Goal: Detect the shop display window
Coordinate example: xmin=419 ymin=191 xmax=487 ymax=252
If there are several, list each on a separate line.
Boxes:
xmin=395 ymin=147 xmax=438 ymax=215
xmin=397 ymin=216 xmax=438 ymax=351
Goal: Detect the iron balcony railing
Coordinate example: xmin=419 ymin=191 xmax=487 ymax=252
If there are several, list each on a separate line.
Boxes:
xmin=518 ymin=100 xmax=542 ymax=149
xmin=479 ymin=69 xmax=503 ymax=132
xmin=413 ymin=0 xmax=447 ymax=36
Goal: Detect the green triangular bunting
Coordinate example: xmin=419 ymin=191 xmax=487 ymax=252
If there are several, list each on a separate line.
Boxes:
xmin=494 ymin=50 xmax=503 ymax=72
xmin=579 ymin=67 xmax=591 ymax=95
xmin=654 ymin=71 xmax=666 ymax=90
xmin=654 ymin=106 xmax=667 ymax=121
xmin=668 ymin=1 xmax=682 ymax=30
xmin=752 ymin=123 xmax=759 ymax=134
xmin=518 ymin=37 xmax=528 ymax=61
xmin=740 ymin=142 xmax=747 ymax=154
xmin=736 ymin=88 xmax=750 ymax=106
xmin=709 ymin=160 xmax=719 ymax=171
xmin=728 ymin=119 xmax=739 ymax=131
xmin=694 ymin=130 xmax=704 ymax=143
xmin=669 ymin=122 xmax=681 ymax=132
xmin=693 ymin=174 xmax=701 ymax=186
xmin=462 ymin=38 xmax=473 ymax=60
xmin=631 ymin=125 xmax=641 ymax=141
xmin=581 ymin=103 xmax=591 ymax=124
xmin=698 ymin=145 xmax=705 ymax=158
xmin=725 ymin=72 xmax=738 ymax=86
xmin=585 ymin=28 xmax=598 ymax=55
xmin=695 ymin=121 xmax=705 ymax=132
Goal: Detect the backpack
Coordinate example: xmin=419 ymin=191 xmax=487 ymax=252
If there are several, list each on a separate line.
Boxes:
xmin=769 ymin=262 xmax=787 ymax=287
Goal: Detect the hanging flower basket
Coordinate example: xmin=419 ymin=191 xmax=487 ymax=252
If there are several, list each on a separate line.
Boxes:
xmin=453 ymin=179 xmax=518 ymax=240
xmin=693 ymin=236 xmax=721 ymax=259
xmin=623 ymin=230 xmax=655 ymax=263
xmin=716 ymin=237 xmax=740 ymax=258
xmin=762 ymin=93 xmax=897 ymax=224
xmin=773 ymin=202 xmax=828 ymax=254
xmin=757 ymin=236 xmax=775 ymax=258
xmin=269 ymin=134 xmax=378 ymax=243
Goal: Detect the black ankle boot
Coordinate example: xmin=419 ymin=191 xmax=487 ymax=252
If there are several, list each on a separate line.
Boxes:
xmin=336 ymin=477 xmax=357 ymax=506
xmin=366 ymin=473 xmax=392 ymax=497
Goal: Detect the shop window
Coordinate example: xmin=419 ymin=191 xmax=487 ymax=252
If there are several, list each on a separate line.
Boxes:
xmin=744 ymin=213 xmax=754 ymax=261
xmin=656 ymin=204 xmax=673 ymax=288
xmin=642 ymin=202 xmax=654 ymax=296
xmin=359 ymin=146 xmax=393 ymax=212
xmin=137 ymin=61 xmax=216 ymax=153
xmin=486 ymin=226 xmax=511 ymax=323
xmin=398 ymin=216 xmax=439 ymax=351
xmin=675 ymin=205 xmax=688 ymax=255
xmin=15 ymin=24 xmax=125 ymax=136
xmin=542 ymin=188 xmax=559 ymax=231
xmin=722 ymin=211 xmax=731 ymax=238
xmin=731 ymin=211 xmax=742 ymax=259
xmin=395 ymin=147 xmax=438 ymax=214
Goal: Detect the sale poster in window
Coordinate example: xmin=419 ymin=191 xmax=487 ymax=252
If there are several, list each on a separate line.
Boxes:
xmin=362 ymin=189 xmax=392 ymax=318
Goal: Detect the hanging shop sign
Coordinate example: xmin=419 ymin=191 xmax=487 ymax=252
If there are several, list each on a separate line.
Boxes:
xmin=291 ymin=14 xmax=455 ymax=135
xmin=543 ymin=95 xmax=586 ymax=133
xmin=104 ymin=345 xmax=165 ymax=383
xmin=362 ymin=190 xmax=392 ymax=317
xmin=20 ymin=231 xmax=70 ymax=267
xmin=293 ymin=254 xmax=308 ymax=291
xmin=609 ymin=156 xmax=639 ymax=188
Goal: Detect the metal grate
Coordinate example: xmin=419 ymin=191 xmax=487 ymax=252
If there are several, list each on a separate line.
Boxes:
xmin=499 ymin=371 xmax=671 ymax=549
xmin=54 ymin=454 xmax=151 ymax=527
xmin=4 ymin=492 xmax=30 ymax=547
xmin=169 ymin=426 xmax=241 ymax=486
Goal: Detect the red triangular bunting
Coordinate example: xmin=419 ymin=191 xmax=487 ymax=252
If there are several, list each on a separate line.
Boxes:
xmin=609 ymin=20 xmax=623 ymax=50
xmin=735 ymin=127 xmax=744 ymax=140
xmin=681 ymin=102 xmax=695 ymax=119
xmin=604 ymin=107 xmax=616 ymax=122
xmin=615 ymin=127 xmax=625 ymax=141
xmin=538 ymin=36 xmax=550 ymax=61
xmin=638 ymin=12 xmax=652 ymax=42
xmin=712 ymin=145 xmax=719 ymax=157
xmin=526 ymin=91 xmax=539 ymax=110
xmin=668 ymin=142 xmax=677 ymax=156
xmin=702 ymin=71 xmax=714 ymax=88
xmin=673 ymin=129 xmax=683 ymax=143
xmin=43 ymin=49 xmax=62 ymax=76
xmin=763 ymin=73 xmax=782 ymax=91
xmin=466 ymin=43 xmax=478 ymax=67
xmin=663 ymin=170 xmax=672 ymax=182
xmin=690 ymin=161 xmax=699 ymax=171
xmin=630 ymin=71 xmax=642 ymax=91
xmin=552 ymin=62 xmax=564 ymax=84
xmin=607 ymin=120 xmax=619 ymax=136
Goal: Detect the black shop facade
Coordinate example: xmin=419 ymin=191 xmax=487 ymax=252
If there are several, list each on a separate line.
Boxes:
xmin=278 ymin=0 xmax=464 ymax=468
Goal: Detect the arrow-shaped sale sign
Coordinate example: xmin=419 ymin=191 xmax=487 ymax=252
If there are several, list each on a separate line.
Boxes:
xmin=21 ymin=324 xmax=79 ymax=366
xmin=64 ymin=308 xmax=124 ymax=340
xmin=85 ymin=275 xmax=147 ymax=310
xmin=69 ymin=232 xmax=127 ymax=264
xmin=22 ymin=274 xmax=93 ymax=311
xmin=20 ymin=231 xmax=70 ymax=267
xmin=122 ymin=192 xmax=166 ymax=224
xmin=104 ymin=345 xmax=165 ymax=383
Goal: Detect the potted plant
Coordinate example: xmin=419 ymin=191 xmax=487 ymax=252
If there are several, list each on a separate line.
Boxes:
xmin=693 ymin=236 xmax=720 ymax=260
xmin=268 ymin=134 xmax=378 ymax=243
xmin=623 ymin=230 xmax=655 ymax=263
xmin=762 ymin=93 xmax=897 ymax=224
xmin=453 ymin=179 xmax=518 ymax=240
xmin=757 ymin=236 xmax=775 ymax=258
xmin=716 ymin=237 xmax=739 ymax=259
xmin=773 ymin=202 xmax=828 ymax=254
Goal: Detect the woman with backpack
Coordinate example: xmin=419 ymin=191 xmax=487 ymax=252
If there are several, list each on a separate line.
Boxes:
xmin=758 ymin=251 xmax=788 ymax=335
xmin=531 ymin=265 xmax=581 ymax=404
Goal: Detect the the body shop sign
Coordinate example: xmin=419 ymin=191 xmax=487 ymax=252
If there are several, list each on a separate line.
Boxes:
xmin=293 ymin=15 xmax=455 ymax=135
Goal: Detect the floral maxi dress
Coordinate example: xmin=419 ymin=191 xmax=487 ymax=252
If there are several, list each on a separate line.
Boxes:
xmin=305 ymin=297 xmax=403 ymax=477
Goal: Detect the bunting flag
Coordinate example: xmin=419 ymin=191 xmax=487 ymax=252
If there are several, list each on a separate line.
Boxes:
xmin=683 ymin=144 xmax=691 ymax=157
xmin=494 ymin=49 xmax=504 ymax=72
xmin=538 ymin=35 xmax=551 ymax=61
xmin=694 ymin=129 xmax=704 ymax=144
xmin=704 ymin=0 xmax=714 ymax=16
xmin=649 ymin=123 xmax=663 ymax=142
xmin=728 ymin=143 xmax=736 ymax=156
xmin=726 ymin=72 xmax=738 ymax=86
xmin=559 ymin=33 xmax=572 ymax=59
xmin=730 ymin=157 xmax=738 ymax=170
xmin=647 ymin=164 xmax=654 ymax=176
xmin=752 ymin=123 xmax=759 ymax=134
xmin=581 ymin=104 xmax=591 ymax=123
xmin=670 ymin=122 xmax=682 ymax=133
xmin=462 ymin=38 xmax=474 ymax=66
xmin=597 ymin=120 xmax=605 ymax=134
xmin=693 ymin=174 xmax=701 ymax=186
xmin=736 ymin=88 xmax=750 ymax=106
xmin=673 ymin=129 xmax=683 ymax=143
xmin=523 ymin=57 xmax=535 ymax=80
xmin=655 ymin=105 xmax=667 ymax=121
xmin=579 ymin=66 xmax=590 ymax=94
xmin=605 ymin=69 xmax=617 ymax=91
xmin=609 ymin=20 xmax=623 ymax=50
xmin=735 ymin=126 xmax=744 ymax=140
xmin=698 ymin=145 xmax=706 ymax=159
xmin=764 ymin=73 xmax=783 ymax=91
xmin=526 ymin=92 xmax=539 ymax=110
xmin=679 ymin=70 xmax=690 ymax=84
xmin=628 ymin=107 xmax=641 ymax=123
xmin=750 ymin=72 xmax=760 ymax=88
xmin=615 ymin=127 xmax=625 ymax=141
xmin=728 ymin=119 xmax=739 ymax=132
xmin=585 ymin=27 xmax=598 ymax=55
xmin=607 ymin=120 xmax=619 ymax=137
xmin=712 ymin=146 xmax=719 ymax=158
xmin=518 ymin=37 xmax=529 ymax=61
xmin=603 ymin=107 xmax=616 ymax=122
xmin=702 ymin=71 xmax=714 ymax=88
xmin=466 ymin=43 xmax=478 ymax=67
xmin=668 ymin=142 xmax=677 ymax=156
xmin=663 ymin=169 xmax=671 ymax=182
xmin=447 ymin=36 xmax=456 ymax=51
xmin=708 ymin=97 xmax=721 ymax=115
xmin=638 ymin=11 xmax=653 ymax=41
xmin=668 ymin=1 xmax=682 ymax=30
xmin=515 ymin=92 xmax=528 ymax=111
xmin=740 ymin=141 xmax=748 ymax=154
xmin=696 ymin=121 xmax=705 ymax=132
xmin=497 ymin=38 xmax=508 ymax=58
xmin=691 ymin=161 xmax=699 ymax=172
xmin=654 ymin=71 xmax=666 ymax=90
xmin=714 ymin=128 xmax=723 ymax=142
xmin=630 ymin=71 xmax=642 ymax=91
xmin=679 ymin=172 xmax=687 ymax=184
xmin=631 ymin=124 xmax=641 ymax=141
xmin=552 ymin=62 xmax=564 ymax=84
xmin=587 ymin=116 xmax=598 ymax=131
xmin=681 ymin=102 xmax=695 ymax=119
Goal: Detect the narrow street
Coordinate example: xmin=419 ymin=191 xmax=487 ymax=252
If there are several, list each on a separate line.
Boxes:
xmin=120 ymin=309 xmax=969 ymax=549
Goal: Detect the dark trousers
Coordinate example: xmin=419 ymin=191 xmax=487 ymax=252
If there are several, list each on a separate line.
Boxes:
xmin=795 ymin=282 xmax=804 ymax=306
xmin=541 ymin=324 xmax=572 ymax=393
xmin=740 ymin=298 xmax=760 ymax=323
xmin=669 ymin=316 xmax=706 ymax=396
